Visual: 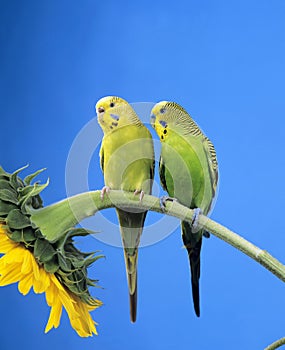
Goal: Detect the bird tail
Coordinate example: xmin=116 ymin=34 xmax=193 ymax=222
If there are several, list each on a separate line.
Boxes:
xmin=124 ymin=249 xmax=138 ymax=323
xmin=117 ymin=209 xmax=146 ymax=323
xmin=182 ymin=221 xmax=203 ymax=317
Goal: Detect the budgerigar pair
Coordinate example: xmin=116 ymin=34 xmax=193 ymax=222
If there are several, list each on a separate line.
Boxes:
xmin=96 ymin=96 xmax=218 ymax=322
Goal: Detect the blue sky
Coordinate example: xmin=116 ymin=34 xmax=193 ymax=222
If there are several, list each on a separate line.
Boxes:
xmin=1 ymin=1 xmax=285 ymax=349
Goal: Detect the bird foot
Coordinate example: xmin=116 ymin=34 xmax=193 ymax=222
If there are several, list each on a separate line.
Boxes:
xmin=159 ymin=195 xmax=178 ymax=212
xmin=100 ymin=186 xmax=111 ymax=200
xmin=191 ymin=208 xmax=203 ymax=230
xmin=134 ymin=189 xmax=144 ymax=201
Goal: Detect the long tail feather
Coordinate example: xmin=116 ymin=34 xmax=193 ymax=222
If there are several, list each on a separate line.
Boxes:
xmin=117 ymin=209 xmax=146 ymax=322
xmin=182 ymin=221 xmax=203 ymax=317
xmin=124 ymin=252 xmax=138 ymax=322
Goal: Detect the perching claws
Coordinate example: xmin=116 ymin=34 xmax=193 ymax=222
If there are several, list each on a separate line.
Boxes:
xmin=159 ymin=195 xmax=178 ymax=212
xmin=100 ymin=186 xmax=111 ymax=200
xmin=191 ymin=208 xmax=203 ymax=230
xmin=203 ymin=231 xmax=210 ymax=238
xmin=134 ymin=189 xmax=144 ymax=201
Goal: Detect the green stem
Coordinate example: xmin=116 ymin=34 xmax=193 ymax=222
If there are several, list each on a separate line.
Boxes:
xmin=265 ymin=337 xmax=285 ymax=350
xmin=30 ymin=190 xmax=285 ymax=283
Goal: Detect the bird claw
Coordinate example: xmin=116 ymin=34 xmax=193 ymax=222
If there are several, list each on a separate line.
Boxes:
xmin=134 ymin=189 xmax=144 ymax=201
xmin=203 ymin=231 xmax=210 ymax=238
xmin=100 ymin=186 xmax=111 ymax=200
xmin=159 ymin=195 xmax=178 ymax=212
xmin=191 ymin=208 xmax=203 ymax=230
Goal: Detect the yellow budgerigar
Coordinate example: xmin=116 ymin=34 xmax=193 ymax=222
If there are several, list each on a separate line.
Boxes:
xmin=96 ymin=96 xmax=154 ymax=322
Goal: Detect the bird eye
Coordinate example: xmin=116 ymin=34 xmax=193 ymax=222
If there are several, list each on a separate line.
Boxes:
xmin=110 ymin=102 xmax=115 ymax=108
xmin=160 ymin=108 xmax=166 ymax=114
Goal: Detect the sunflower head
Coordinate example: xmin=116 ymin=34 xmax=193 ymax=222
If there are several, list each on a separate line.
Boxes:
xmin=0 ymin=166 xmax=103 ymax=335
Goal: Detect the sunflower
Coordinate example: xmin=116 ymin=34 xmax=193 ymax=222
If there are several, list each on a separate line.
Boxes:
xmin=0 ymin=166 xmax=103 ymax=337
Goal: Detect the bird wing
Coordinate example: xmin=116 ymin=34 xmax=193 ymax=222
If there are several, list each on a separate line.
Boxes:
xmin=99 ymin=143 xmax=104 ymax=173
xmin=159 ymin=155 xmax=168 ymax=193
xmin=202 ymin=137 xmax=219 ymax=194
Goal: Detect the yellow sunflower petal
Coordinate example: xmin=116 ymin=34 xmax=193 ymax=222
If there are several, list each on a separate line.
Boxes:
xmin=45 ymin=296 xmax=63 ymax=332
xmin=45 ymin=282 xmax=56 ymax=307
xmin=33 ymin=269 xmax=50 ymax=294
xmin=0 ymin=265 xmax=22 ymax=286
xmin=0 ymin=224 xmax=100 ymax=337
xmin=0 ymin=238 xmax=18 ymax=253
xmin=30 ymin=255 xmax=40 ymax=280
xmin=21 ymin=250 xmax=33 ymax=275
xmin=3 ymin=247 xmax=23 ymax=264
xmin=73 ymin=300 xmax=98 ymax=336
xmin=18 ymin=273 xmax=33 ymax=295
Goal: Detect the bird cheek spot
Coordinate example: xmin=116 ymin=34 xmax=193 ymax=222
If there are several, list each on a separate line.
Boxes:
xmin=159 ymin=120 xmax=167 ymax=128
xmin=110 ymin=114 xmax=120 ymax=121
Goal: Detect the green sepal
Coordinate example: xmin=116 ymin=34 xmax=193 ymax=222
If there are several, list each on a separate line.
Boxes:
xmin=0 ymin=167 xmax=9 ymax=178
xmin=24 ymin=168 xmax=46 ymax=185
xmin=84 ymin=254 xmax=104 ymax=267
xmin=6 ymin=209 xmax=31 ymax=229
xmin=19 ymin=180 xmax=49 ymax=209
xmin=0 ymin=189 xmax=18 ymax=204
xmin=10 ymin=166 xmax=28 ymax=190
xmin=57 ymin=252 xmax=73 ymax=272
xmin=0 ymin=200 xmax=18 ymax=216
xmin=34 ymin=238 xmax=57 ymax=263
xmin=0 ymin=180 xmax=17 ymax=193
xmin=8 ymin=229 xmax=23 ymax=242
xmin=23 ymin=227 xmax=38 ymax=242
xmin=44 ymin=259 xmax=59 ymax=274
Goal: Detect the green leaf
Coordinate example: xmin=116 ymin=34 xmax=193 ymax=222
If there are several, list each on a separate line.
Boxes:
xmin=6 ymin=209 xmax=31 ymax=229
xmin=34 ymin=238 xmax=56 ymax=263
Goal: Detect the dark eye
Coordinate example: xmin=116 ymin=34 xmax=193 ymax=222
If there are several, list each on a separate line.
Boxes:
xmin=110 ymin=102 xmax=115 ymax=108
xmin=160 ymin=108 xmax=166 ymax=114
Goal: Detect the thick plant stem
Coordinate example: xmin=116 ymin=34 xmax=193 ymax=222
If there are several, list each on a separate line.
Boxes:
xmin=265 ymin=337 xmax=285 ymax=350
xmin=29 ymin=190 xmax=285 ymax=282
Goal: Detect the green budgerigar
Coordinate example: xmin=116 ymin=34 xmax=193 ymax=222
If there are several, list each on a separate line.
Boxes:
xmin=150 ymin=101 xmax=218 ymax=317
xmin=96 ymin=96 xmax=154 ymax=322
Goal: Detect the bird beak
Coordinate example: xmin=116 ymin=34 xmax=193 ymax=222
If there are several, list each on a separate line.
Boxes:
xmin=97 ymin=106 xmax=105 ymax=122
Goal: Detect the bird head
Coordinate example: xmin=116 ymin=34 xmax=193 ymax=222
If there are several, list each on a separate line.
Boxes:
xmin=96 ymin=96 xmax=140 ymax=134
xmin=150 ymin=101 xmax=189 ymax=141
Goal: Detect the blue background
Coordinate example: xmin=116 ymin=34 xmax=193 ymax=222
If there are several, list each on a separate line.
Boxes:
xmin=1 ymin=1 xmax=285 ymax=349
